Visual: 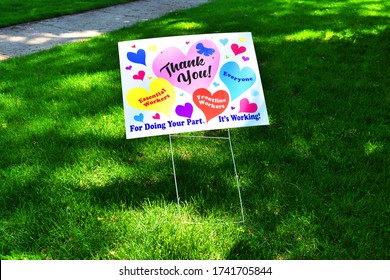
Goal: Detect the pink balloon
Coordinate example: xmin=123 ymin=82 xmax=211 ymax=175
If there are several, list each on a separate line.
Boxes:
xmin=152 ymin=40 xmax=220 ymax=94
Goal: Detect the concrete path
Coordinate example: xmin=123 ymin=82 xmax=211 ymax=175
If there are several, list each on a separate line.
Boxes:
xmin=0 ymin=0 xmax=209 ymax=60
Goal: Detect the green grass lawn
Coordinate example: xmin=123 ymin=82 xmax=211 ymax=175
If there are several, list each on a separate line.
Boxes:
xmin=1 ymin=0 xmax=389 ymax=259
xmin=0 ymin=0 xmax=136 ymax=27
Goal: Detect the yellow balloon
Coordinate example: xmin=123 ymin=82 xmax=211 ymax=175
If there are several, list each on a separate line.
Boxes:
xmin=126 ymin=78 xmax=176 ymax=118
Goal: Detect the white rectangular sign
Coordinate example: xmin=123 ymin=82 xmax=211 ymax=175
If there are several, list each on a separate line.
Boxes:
xmin=118 ymin=32 xmax=269 ymax=139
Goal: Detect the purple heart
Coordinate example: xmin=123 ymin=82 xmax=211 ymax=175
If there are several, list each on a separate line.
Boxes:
xmin=242 ymin=56 xmax=250 ymax=62
xmin=175 ymin=103 xmax=193 ymax=118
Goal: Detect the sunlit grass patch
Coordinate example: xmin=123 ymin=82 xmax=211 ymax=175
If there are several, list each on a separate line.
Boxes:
xmin=364 ymin=140 xmax=384 ymax=155
xmin=169 ymin=21 xmax=204 ymax=31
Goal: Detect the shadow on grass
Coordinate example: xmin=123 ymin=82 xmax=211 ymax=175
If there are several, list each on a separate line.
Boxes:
xmin=1 ymin=0 xmax=389 ymax=259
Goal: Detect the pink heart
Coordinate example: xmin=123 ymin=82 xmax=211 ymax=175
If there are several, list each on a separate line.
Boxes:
xmin=133 ymin=70 xmax=145 ymax=80
xmin=152 ymin=40 xmax=220 ymax=94
xmin=231 ymin=44 xmax=246 ymax=56
xmin=152 ymin=113 xmax=160 ymax=120
xmin=239 ymin=98 xmax=258 ymax=113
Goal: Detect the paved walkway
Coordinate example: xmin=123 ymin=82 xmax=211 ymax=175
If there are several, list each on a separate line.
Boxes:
xmin=0 ymin=0 xmax=209 ymax=60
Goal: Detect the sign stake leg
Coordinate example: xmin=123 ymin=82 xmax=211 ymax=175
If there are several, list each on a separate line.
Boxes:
xmin=169 ymin=130 xmax=245 ymax=224
xmin=169 ymin=134 xmax=181 ymax=216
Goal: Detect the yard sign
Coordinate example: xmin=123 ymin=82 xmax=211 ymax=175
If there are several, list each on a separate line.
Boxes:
xmin=118 ymin=32 xmax=269 ymax=139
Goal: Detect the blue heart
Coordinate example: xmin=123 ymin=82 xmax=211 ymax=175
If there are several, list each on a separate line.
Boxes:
xmin=220 ymin=62 xmax=256 ymax=101
xmin=220 ymin=38 xmax=228 ymax=46
xmin=134 ymin=113 xmax=144 ymax=123
xmin=127 ymin=49 xmax=146 ymax=65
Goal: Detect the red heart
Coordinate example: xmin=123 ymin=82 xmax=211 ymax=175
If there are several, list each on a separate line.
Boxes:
xmin=193 ymin=88 xmax=229 ymax=122
xmin=231 ymin=43 xmax=246 ymax=56
xmin=133 ymin=70 xmax=145 ymax=80
xmin=152 ymin=113 xmax=160 ymax=120
xmin=239 ymin=98 xmax=258 ymax=113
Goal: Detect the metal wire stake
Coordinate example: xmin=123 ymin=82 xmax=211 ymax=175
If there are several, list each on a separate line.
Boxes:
xmin=169 ymin=134 xmax=181 ymax=216
xmin=228 ymin=129 xmax=245 ymax=223
xmin=169 ymin=130 xmax=245 ymax=224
